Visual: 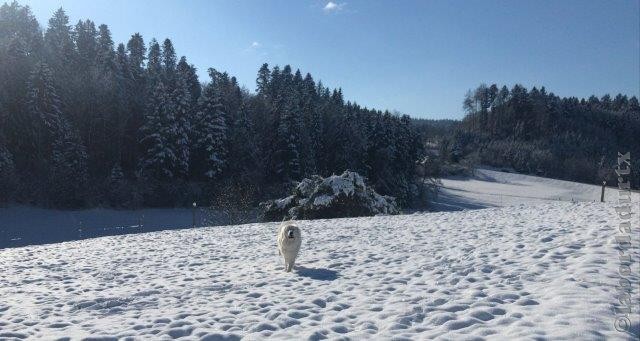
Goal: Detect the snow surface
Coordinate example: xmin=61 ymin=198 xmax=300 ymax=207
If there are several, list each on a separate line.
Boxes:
xmin=431 ymin=168 xmax=636 ymax=211
xmin=1 ymin=201 xmax=638 ymax=339
xmin=0 ymin=206 xmax=247 ymax=249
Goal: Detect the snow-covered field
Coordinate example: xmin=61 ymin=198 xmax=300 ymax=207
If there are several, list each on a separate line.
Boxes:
xmin=0 ymin=168 xmax=631 ymax=249
xmin=1 ymin=170 xmax=638 ymax=339
xmin=0 ymin=206 xmax=248 ymax=249
xmin=1 ymin=200 xmax=638 ymax=339
xmin=431 ymin=168 xmax=629 ymax=211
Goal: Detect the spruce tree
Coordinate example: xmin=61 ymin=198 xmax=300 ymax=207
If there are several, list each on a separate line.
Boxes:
xmin=256 ymin=63 xmax=270 ymax=99
xmin=146 ymin=39 xmax=162 ymax=90
xmin=124 ymin=33 xmax=147 ymax=171
xmin=27 ymin=62 xmax=88 ymax=206
xmin=0 ymin=138 xmax=15 ymax=204
xmin=96 ymin=24 xmax=116 ymax=72
xmin=273 ymin=97 xmax=301 ymax=181
xmin=139 ymin=81 xmax=181 ymax=180
xmin=228 ymin=104 xmax=259 ymax=179
xmin=1 ymin=35 xmax=32 ymax=169
xmin=28 ymin=62 xmax=63 ymax=143
xmin=172 ymin=71 xmax=192 ymax=177
xmin=43 ymin=8 xmax=75 ymax=74
xmin=0 ymin=2 xmax=43 ymax=60
xmin=162 ymin=38 xmax=177 ymax=86
xmin=107 ymin=162 xmax=129 ymax=207
xmin=49 ymin=118 xmax=88 ymax=208
xmin=193 ymin=73 xmax=227 ymax=179
xmin=126 ymin=33 xmax=146 ymax=71
xmin=177 ymin=56 xmax=201 ymax=105
xmin=75 ymin=20 xmax=97 ymax=70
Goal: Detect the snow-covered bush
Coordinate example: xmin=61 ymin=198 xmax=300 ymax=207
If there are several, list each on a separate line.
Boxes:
xmin=259 ymin=171 xmax=399 ymax=221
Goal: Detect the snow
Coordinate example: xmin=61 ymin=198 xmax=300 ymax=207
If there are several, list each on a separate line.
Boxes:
xmin=0 ymin=206 xmax=231 ymax=249
xmin=1 ymin=200 xmax=638 ymax=339
xmin=1 ymin=169 xmax=638 ymax=339
xmin=321 ymin=172 xmax=361 ymax=197
xmin=431 ymin=168 xmax=635 ymax=211
xmin=260 ymin=171 xmax=399 ymax=221
xmin=275 ymin=196 xmax=295 ymax=210
xmin=312 ymin=194 xmax=333 ymax=206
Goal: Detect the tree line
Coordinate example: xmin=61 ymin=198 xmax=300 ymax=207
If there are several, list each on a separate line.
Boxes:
xmin=441 ymin=83 xmax=640 ymax=188
xmin=0 ymin=2 xmax=424 ymax=208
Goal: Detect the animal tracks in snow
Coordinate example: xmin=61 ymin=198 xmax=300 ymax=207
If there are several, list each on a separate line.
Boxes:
xmin=0 ymin=202 xmax=638 ymax=339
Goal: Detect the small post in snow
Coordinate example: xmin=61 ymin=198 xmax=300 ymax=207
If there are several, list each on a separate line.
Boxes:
xmin=192 ymin=202 xmax=197 ymax=228
xmin=600 ymin=180 xmax=606 ymax=202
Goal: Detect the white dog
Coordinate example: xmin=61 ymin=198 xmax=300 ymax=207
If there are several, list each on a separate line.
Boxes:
xmin=277 ymin=222 xmax=302 ymax=272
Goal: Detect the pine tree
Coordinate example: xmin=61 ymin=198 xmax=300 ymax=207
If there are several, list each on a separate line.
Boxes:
xmin=107 ymin=161 xmax=129 ymax=207
xmin=43 ymin=8 xmax=75 ymax=73
xmin=127 ymin=33 xmax=146 ymax=70
xmin=600 ymin=94 xmax=612 ymax=110
xmin=273 ymin=97 xmax=301 ymax=181
xmin=226 ymin=76 xmax=243 ymax=121
xmin=301 ymin=73 xmax=321 ymax=173
xmin=177 ymin=56 xmax=201 ymax=105
xmin=75 ymin=20 xmax=97 ymax=70
xmin=96 ymin=24 xmax=116 ymax=72
xmin=43 ymin=7 xmax=77 ymax=120
xmin=228 ymin=104 xmax=259 ymax=179
xmin=26 ymin=62 xmax=88 ymax=206
xmin=1 ymin=35 xmax=32 ymax=168
xmin=193 ymin=74 xmax=227 ymax=179
xmin=23 ymin=62 xmax=59 ymax=181
xmin=172 ymin=71 xmax=192 ymax=176
xmin=114 ymin=42 xmax=132 ymax=155
xmin=162 ymin=38 xmax=177 ymax=86
xmin=0 ymin=2 xmax=43 ymax=60
xmin=256 ymin=63 xmax=270 ymax=99
xmin=146 ymin=39 xmax=162 ymax=90
xmin=0 ymin=138 xmax=15 ymax=204
xmin=49 ymin=119 xmax=88 ymax=207
xmin=138 ymin=81 xmax=184 ymax=180
xmin=28 ymin=62 xmax=64 ymax=142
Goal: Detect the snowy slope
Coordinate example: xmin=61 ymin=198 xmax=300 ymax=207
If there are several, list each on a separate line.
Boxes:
xmin=3 ymin=168 xmax=636 ymax=249
xmin=1 ymin=202 xmax=638 ymax=340
xmin=431 ymin=168 xmax=635 ymax=211
xmin=0 ymin=206 xmax=246 ymax=249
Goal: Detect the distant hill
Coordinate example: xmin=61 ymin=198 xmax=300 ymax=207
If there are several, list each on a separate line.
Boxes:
xmin=441 ymin=84 xmax=639 ymax=188
xmin=412 ymin=118 xmax=460 ymax=140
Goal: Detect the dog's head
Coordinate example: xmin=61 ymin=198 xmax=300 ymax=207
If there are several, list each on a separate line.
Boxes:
xmin=281 ymin=223 xmax=301 ymax=241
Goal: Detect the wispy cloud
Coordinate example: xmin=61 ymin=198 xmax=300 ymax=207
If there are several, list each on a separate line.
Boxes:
xmin=243 ymin=41 xmax=269 ymax=56
xmin=323 ymin=1 xmax=345 ymax=13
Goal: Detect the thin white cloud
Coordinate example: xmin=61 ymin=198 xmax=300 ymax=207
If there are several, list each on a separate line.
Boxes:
xmin=323 ymin=1 xmax=345 ymax=12
xmin=243 ymin=41 xmax=268 ymax=56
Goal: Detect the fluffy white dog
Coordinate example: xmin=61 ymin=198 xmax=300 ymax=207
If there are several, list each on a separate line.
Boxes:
xmin=277 ymin=222 xmax=302 ymax=272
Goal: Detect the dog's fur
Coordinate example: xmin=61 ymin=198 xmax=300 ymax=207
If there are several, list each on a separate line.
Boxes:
xmin=277 ymin=222 xmax=302 ymax=272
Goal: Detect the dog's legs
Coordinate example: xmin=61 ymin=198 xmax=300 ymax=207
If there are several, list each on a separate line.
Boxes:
xmin=285 ymin=261 xmax=291 ymax=272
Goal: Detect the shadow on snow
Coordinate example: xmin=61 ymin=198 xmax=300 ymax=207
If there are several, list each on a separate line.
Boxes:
xmin=295 ymin=267 xmax=339 ymax=281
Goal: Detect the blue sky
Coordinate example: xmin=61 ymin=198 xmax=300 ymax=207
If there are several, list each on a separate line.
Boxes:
xmin=19 ymin=0 xmax=640 ymax=119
